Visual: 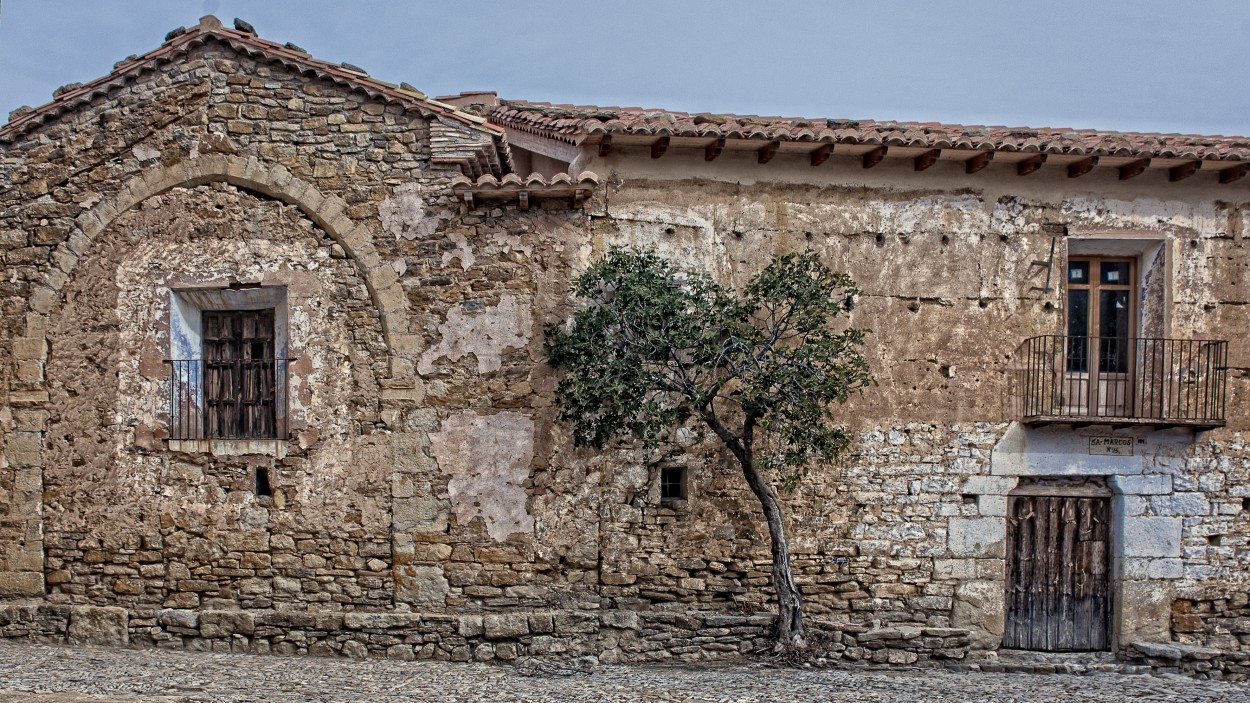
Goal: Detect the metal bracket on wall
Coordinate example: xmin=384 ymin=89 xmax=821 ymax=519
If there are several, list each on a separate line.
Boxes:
xmin=1031 ymin=236 xmax=1058 ymax=293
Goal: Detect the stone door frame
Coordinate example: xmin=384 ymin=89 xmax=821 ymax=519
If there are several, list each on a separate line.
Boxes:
xmin=957 ymin=423 xmax=1189 ymax=652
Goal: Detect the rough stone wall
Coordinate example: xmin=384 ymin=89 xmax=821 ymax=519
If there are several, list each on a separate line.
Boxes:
xmin=0 ymin=41 xmax=436 ymax=607
xmin=394 ymin=209 xmax=603 ymax=615
xmin=0 ymin=41 xmax=421 ymax=604
xmin=569 ymin=163 xmax=1250 ymax=652
xmin=2 ymin=32 xmax=1250 ymax=665
xmin=0 ymin=37 xmax=600 ymax=622
xmin=594 ymin=423 xmax=1001 ymax=628
xmin=41 ymin=184 xmax=390 ymax=610
xmin=1168 ymin=438 xmax=1250 ymax=651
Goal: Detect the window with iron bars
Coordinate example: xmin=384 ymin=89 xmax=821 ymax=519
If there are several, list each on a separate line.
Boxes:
xmin=660 ymin=466 xmax=687 ymax=502
xmin=168 ymin=308 xmax=289 ymax=440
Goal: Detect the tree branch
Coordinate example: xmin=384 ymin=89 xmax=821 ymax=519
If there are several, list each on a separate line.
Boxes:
xmin=700 ymin=404 xmax=745 ymax=464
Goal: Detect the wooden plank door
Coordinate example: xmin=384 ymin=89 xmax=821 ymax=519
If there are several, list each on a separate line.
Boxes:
xmin=1003 ymin=494 xmax=1111 ymax=651
xmin=202 ymin=309 xmax=276 ymax=439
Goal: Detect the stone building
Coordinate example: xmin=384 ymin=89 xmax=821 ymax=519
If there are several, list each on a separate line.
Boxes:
xmin=0 ymin=16 xmax=1247 ymax=668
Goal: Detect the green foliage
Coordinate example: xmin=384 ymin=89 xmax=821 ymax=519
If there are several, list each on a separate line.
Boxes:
xmin=544 ymin=247 xmax=872 ymax=486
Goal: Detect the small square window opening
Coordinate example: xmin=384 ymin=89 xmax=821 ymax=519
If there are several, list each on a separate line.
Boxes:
xmin=660 ymin=467 xmax=686 ymax=501
xmin=255 ymin=467 xmax=273 ymax=497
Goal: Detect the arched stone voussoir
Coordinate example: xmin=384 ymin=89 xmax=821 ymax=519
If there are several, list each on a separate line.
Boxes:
xmin=367 ymin=258 xmax=400 ymax=292
xmin=45 ymin=154 xmax=416 ymax=383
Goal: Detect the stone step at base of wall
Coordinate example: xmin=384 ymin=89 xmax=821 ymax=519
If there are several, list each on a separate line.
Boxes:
xmin=1120 ymin=640 xmax=1250 ymax=680
xmin=977 ymin=661 xmax=1154 ymax=676
xmin=0 ymin=604 xmax=1244 ymax=680
xmin=976 ymin=651 xmax=1144 ymax=676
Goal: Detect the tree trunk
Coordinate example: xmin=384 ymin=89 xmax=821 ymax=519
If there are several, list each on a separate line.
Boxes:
xmin=736 ymin=456 xmax=805 ymax=650
xmin=700 ymin=411 xmax=805 ymax=650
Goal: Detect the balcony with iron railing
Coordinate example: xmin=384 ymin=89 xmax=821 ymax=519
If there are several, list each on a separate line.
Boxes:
xmin=1010 ymin=336 xmax=1228 ymax=429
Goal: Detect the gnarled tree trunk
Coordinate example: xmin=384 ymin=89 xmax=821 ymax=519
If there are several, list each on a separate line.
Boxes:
xmin=702 ymin=411 xmax=806 ymax=650
xmin=738 ymin=457 xmax=804 ymax=649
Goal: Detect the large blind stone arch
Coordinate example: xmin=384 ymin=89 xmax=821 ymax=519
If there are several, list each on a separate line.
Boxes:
xmin=0 ymin=155 xmax=424 ymax=597
xmin=45 ymin=154 xmax=418 ymax=385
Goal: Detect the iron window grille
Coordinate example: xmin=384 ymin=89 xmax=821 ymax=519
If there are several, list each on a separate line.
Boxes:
xmin=166 ymin=309 xmax=290 ymax=440
xmin=1011 ymin=335 xmax=1228 ymax=428
xmin=660 ymin=466 xmax=687 ymax=501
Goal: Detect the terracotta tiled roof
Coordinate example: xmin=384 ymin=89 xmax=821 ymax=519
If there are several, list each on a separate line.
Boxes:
xmin=0 ymin=16 xmax=510 ymax=175
xmin=492 ymin=100 xmax=1250 ymax=162
xmin=451 ymin=171 xmax=601 ymax=210
xmin=453 ymin=171 xmax=601 ymax=189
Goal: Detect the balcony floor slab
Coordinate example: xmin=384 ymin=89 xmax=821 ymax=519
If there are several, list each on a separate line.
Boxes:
xmin=1021 ymin=416 xmax=1224 ymax=431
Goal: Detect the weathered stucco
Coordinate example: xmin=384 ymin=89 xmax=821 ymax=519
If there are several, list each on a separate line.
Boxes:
xmin=40 ymin=185 xmax=391 ymax=609
xmin=0 ymin=23 xmax=1249 ymax=669
xmin=379 ymin=182 xmax=440 ymax=241
xmin=430 ymin=411 xmax=536 ymax=542
xmin=417 ymin=295 xmax=532 ymax=376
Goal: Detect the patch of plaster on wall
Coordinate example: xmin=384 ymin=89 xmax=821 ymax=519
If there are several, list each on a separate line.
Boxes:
xmin=598 ymin=201 xmax=725 ymax=277
xmin=442 ymin=231 xmax=475 ymax=271
xmin=430 ymin=411 xmax=535 ymax=541
xmin=417 ymin=294 xmax=532 ymax=375
xmin=379 ymin=183 xmax=439 ymax=240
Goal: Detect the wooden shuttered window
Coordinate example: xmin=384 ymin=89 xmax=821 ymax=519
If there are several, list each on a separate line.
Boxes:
xmin=202 ymin=309 xmax=278 ymax=439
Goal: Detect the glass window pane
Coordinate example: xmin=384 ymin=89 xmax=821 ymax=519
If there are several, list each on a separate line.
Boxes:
xmin=660 ymin=467 xmax=685 ymax=500
xmin=1101 ymin=261 xmax=1130 ymax=285
xmin=1099 ymin=290 xmax=1131 ymax=373
xmin=1068 ymin=290 xmax=1089 ymax=337
xmin=1068 ymin=261 xmax=1090 ymax=284
xmin=1099 ymin=290 xmax=1130 ymax=338
xmin=1067 ymin=289 xmax=1090 ymax=373
xmin=1067 ymin=336 xmax=1090 ymax=374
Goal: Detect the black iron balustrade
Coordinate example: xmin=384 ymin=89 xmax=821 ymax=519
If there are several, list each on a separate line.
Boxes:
xmin=1010 ymin=336 xmax=1228 ymax=428
xmin=166 ymin=358 xmax=291 ymax=440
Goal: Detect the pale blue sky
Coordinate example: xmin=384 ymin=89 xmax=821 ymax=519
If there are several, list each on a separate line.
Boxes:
xmin=2 ymin=0 xmax=1250 ymax=136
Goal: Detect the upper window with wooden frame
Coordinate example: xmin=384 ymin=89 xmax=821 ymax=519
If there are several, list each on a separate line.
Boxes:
xmin=1017 ymin=234 xmax=1227 ymax=427
xmin=1065 ymin=257 xmax=1136 ymax=375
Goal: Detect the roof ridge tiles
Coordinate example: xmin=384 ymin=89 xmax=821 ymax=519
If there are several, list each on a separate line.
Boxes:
xmin=0 ymin=15 xmax=503 ymax=143
xmin=8 ymin=19 xmax=1250 ymax=168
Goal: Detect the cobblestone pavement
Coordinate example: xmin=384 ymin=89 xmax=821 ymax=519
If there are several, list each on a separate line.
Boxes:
xmin=0 ymin=643 xmax=1246 ymax=703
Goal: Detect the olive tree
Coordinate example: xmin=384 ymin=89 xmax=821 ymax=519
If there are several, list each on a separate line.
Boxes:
xmin=544 ymin=248 xmax=871 ymax=649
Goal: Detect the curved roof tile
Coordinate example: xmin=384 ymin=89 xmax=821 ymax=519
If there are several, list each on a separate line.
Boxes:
xmin=452 ymin=170 xmax=601 ymax=192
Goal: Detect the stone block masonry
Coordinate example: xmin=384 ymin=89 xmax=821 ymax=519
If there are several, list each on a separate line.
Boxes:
xmin=0 ymin=602 xmax=981 ymax=667
xmin=3 ymin=16 xmax=1250 ymax=673
xmin=0 ymin=604 xmax=823 ymax=663
xmin=7 ymin=603 xmax=1250 ymax=680
xmin=1123 ymin=517 xmax=1184 ymax=558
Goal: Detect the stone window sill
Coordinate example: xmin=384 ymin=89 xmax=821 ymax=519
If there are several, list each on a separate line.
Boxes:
xmin=166 ymin=438 xmax=288 ymax=458
xmin=659 ymin=498 xmax=690 ymax=514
